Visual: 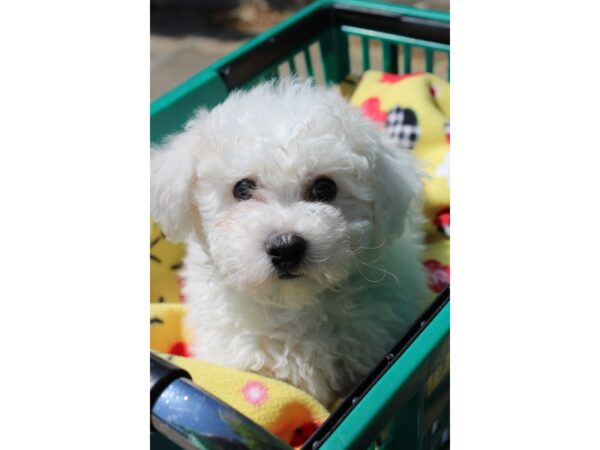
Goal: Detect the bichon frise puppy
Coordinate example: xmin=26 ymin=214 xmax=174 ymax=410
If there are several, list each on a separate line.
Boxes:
xmin=151 ymin=79 xmax=428 ymax=406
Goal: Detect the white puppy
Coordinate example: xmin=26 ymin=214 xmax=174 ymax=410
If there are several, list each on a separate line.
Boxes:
xmin=151 ymin=79 xmax=428 ymax=406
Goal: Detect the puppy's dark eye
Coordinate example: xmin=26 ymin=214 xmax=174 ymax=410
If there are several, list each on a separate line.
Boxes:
xmin=233 ymin=178 xmax=256 ymax=201
xmin=309 ymin=177 xmax=337 ymax=202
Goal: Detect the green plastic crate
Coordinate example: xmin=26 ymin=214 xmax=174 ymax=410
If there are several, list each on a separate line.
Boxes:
xmin=151 ymin=1 xmax=450 ymax=448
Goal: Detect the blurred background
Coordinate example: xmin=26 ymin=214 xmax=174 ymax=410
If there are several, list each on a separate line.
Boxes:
xmin=151 ymin=0 xmax=449 ymax=99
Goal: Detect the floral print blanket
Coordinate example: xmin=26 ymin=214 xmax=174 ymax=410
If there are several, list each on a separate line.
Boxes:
xmin=150 ymin=70 xmax=450 ymax=448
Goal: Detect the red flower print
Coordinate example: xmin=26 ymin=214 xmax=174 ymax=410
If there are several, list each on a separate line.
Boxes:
xmin=169 ymin=341 xmax=191 ymax=357
xmin=423 ymin=260 xmax=450 ymax=293
xmin=379 ymin=72 xmax=425 ymax=84
xmin=433 ymin=208 xmax=450 ymax=237
xmin=429 ymin=84 xmax=438 ymax=97
xmin=178 ymin=276 xmax=186 ymax=302
xmin=361 ymin=97 xmax=387 ymax=123
xmin=290 ymin=421 xmax=320 ymax=447
xmin=242 ymin=380 xmax=269 ymax=406
xmin=380 ymin=73 xmax=403 ymax=83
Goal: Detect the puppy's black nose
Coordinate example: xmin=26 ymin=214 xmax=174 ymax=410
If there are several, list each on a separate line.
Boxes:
xmin=266 ymin=233 xmax=307 ymax=273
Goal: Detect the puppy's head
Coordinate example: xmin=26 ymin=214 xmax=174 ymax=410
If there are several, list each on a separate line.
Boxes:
xmin=151 ymin=80 xmax=421 ymax=306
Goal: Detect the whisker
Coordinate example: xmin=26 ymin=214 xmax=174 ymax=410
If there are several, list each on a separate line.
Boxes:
xmin=349 ymin=228 xmax=388 ymax=255
xmin=353 ymin=259 xmax=386 ymax=284
xmin=355 ymin=259 xmax=400 ymax=286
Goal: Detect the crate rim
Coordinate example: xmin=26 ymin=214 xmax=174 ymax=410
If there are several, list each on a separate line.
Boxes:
xmin=151 ymin=0 xmax=449 ymax=119
xmin=304 ymin=288 xmax=450 ymax=449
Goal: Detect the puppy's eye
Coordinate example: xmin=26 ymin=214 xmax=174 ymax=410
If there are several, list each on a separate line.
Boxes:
xmin=233 ymin=178 xmax=256 ymax=201
xmin=309 ymin=177 xmax=337 ymax=203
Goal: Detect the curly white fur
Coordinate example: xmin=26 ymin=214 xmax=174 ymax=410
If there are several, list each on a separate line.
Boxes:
xmin=151 ymin=79 xmax=429 ymax=406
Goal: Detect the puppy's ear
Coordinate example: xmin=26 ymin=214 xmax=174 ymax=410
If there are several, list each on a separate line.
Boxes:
xmin=372 ymin=139 xmax=423 ymax=241
xmin=151 ymin=110 xmax=207 ymax=243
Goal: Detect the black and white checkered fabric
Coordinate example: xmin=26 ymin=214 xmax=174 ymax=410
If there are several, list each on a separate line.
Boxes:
xmin=385 ymin=106 xmax=420 ymax=150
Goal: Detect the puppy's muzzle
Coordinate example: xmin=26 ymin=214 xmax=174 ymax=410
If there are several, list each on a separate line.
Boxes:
xmin=265 ymin=233 xmax=307 ymax=278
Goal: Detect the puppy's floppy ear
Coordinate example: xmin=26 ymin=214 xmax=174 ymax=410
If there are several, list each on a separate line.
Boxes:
xmin=372 ymin=139 xmax=423 ymax=241
xmin=150 ymin=109 xmax=208 ymax=243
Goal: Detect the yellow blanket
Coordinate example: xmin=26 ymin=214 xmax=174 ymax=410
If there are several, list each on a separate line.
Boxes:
xmin=150 ymin=70 xmax=450 ymax=447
